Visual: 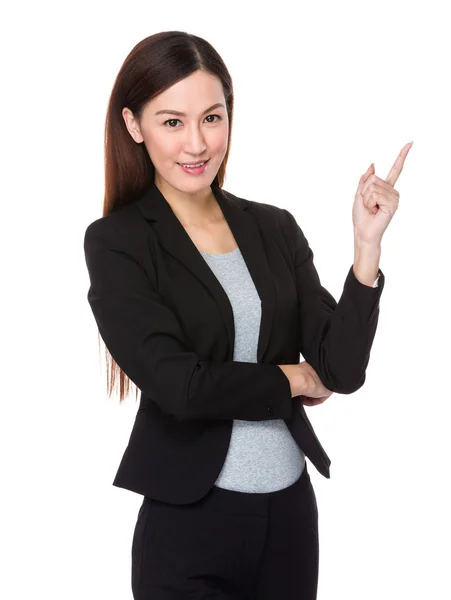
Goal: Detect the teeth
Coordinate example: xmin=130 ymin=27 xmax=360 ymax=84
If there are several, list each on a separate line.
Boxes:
xmin=182 ymin=161 xmax=205 ymax=168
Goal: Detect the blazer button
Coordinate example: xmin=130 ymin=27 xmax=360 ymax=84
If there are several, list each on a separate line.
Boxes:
xmin=267 ymin=406 xmax=275 ymax=416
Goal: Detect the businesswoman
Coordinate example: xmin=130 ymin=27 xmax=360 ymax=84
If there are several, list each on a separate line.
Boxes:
xmin=84 ymin=30 xmax=412 ymax=600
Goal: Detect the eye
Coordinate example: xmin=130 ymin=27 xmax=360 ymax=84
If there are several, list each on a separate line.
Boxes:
xmin=163 ymin=114 xmax=222 ymax=128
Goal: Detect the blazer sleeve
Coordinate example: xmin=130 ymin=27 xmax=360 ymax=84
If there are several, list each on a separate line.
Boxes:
xmin=283 ymin=209 xmax=385 ymax=394
xmin=84 ymin=220 xmax=293 ymax=421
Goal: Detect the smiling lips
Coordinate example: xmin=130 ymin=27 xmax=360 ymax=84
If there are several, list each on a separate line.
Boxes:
xmin=179 ymin=159 xmax=209 ymax=167
xmin=178 ymin=159 xmax=210 ymax=174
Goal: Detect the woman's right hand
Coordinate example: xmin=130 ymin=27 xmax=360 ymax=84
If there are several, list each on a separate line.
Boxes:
xmin=278 ymin=361 xmax=333 ymax=404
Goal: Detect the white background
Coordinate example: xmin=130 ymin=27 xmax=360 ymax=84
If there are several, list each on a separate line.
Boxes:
xmin=2 ymin=0 xmax=450 ymax=598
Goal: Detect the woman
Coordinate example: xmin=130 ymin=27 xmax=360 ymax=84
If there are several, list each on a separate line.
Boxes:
xmin=84 ymin=30 xmax=412 ymax=599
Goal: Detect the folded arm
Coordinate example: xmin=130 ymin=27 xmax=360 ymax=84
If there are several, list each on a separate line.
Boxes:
xmin=84 ymin=220 xmax=293 ymax=421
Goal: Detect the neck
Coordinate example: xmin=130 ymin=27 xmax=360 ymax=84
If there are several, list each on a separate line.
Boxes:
xmin=154 ymin=178 xmax=222 ymax=228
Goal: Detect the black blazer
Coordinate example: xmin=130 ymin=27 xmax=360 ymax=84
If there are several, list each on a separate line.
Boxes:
xmin=84 ymin=182 xmax=384 ymax=504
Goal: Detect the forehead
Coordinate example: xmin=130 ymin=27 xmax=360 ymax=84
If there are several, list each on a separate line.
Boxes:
xmin=147 ymin=71 xmax=225 ymax=115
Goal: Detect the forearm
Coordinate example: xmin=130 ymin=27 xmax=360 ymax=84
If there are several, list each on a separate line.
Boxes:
xmin=353 ymin=231 xmax=382 ymax=287
xmin=283 ymin=208 xmax=385 ymax=394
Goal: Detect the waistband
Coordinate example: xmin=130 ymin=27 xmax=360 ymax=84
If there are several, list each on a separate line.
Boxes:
xmin=148 ymin=461 xmax=311 ymax=517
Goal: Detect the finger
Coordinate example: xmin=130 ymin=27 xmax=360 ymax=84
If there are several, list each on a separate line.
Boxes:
xmin=358 ymin=163 xmax=375 ymax=193
xmin=361 ymin=173 xmax=399 ymax=197
xmin=385 ymin=141 xmax=413 ymax=187
xmin=301 ymin=396 xmax=316 ymax=406
xmin=303 ymin=396 xmax=327 ymax=406
xmin=361 ymin=184 xmax=389 ymax=209
xmin=362 ymin=184 xmax=399 ymax=214
xmin=362 ymin=182 xmax=399 ymax=200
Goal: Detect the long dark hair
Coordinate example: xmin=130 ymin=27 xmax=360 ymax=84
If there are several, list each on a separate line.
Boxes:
xmin=99 ymin=31 xmax=235 ymax=402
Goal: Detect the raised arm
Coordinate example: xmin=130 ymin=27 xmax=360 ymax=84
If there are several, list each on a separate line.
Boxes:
xmin=283 ymin=209 xmax=384 ymax=395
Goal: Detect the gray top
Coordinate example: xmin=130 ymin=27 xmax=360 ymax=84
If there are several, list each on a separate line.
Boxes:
xmin=199 ymin=247 xmax=306 ymax=493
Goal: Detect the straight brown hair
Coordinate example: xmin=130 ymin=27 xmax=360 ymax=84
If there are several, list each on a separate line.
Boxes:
xmin=98 ymin=31 xmax=235 ymax=402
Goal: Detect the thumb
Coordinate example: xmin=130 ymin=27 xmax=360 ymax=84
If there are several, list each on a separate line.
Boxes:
xmin=357 ymin=162 xmax=375 ymax=193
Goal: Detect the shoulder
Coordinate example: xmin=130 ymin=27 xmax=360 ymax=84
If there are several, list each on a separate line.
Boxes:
xmin=221 ymin=187 xmax=292 ymax=225
xmin=84 ymin=202 xmax=148 ymax=249
xmin=222 ymin=188 xmax=300 ymax=245
xmin=222 ymin=188 xmax=307 ymax=259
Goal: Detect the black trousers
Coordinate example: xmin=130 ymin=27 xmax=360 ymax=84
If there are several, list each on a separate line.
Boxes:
xmin=131 ymin=463 xmax=319 ymax=599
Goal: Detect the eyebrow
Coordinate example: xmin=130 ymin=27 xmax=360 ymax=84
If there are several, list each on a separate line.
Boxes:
xmin=154 ymin=102 xmax=226 ymax=117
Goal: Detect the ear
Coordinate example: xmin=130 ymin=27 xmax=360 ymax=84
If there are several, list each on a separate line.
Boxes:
xmin=122 ymin=107 xmax=144 ymax=144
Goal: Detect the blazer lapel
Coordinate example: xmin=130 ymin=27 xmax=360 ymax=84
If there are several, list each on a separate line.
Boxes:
xmin=134 ymin=183 xmax=276 ymax=364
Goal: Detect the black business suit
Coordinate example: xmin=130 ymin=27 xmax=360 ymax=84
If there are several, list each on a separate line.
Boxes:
xmin=84 ymin=182 xmax=384 ymax=505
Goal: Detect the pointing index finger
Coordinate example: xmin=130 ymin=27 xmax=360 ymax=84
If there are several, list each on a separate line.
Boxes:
xmin=385 ymin=141 xmax=413 ymax=187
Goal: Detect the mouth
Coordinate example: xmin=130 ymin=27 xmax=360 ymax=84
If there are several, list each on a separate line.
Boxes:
xmin=178 ymin=159 xmax=210 ymax=168
xmin=178 ymin=158 xmax=210 ymax=174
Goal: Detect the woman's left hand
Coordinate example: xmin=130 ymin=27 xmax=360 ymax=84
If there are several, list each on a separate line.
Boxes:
xmin=301 ymin=390 xmax=334 ymax=407
xmin=352 ymin=141 xmax=413 ymax=245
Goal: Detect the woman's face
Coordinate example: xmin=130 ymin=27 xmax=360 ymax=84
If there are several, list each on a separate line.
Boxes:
xmin=123 ymin=70 xmax=229 ymax=196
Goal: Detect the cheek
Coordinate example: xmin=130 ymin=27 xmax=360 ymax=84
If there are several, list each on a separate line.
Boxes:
xmin=146 ymin=132 xmax=183 ymax=162
xmin=209 ymin=126 xmax=229 ymax=155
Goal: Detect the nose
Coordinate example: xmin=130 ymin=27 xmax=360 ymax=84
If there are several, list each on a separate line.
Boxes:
xmin=183 ymin=123 xmax=207 ymax=156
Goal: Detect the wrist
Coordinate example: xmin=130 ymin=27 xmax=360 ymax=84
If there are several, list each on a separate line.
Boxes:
xmin=293 ymin=368 xmax=308 ymax=397
xmin=353 ymin=228 xmax=382 ymax=250
xmin=278 ymin=364 xmax=307 ymax=398
xmin=353 ymin=237 xmax=381 ymax=287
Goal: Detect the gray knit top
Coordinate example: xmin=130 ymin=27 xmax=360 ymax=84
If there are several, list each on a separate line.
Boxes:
xmin=199 ymin=246 xmax=306 ymax=493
